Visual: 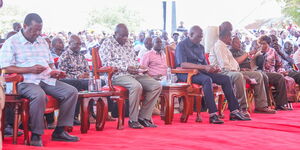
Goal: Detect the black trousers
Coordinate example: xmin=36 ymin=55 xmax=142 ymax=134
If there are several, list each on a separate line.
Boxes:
xmin=177 ymin=71 xmax=239 ymax=113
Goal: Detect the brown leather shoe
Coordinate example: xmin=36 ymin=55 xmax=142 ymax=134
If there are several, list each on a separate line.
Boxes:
xmin=254 ymin=107 xmax=276 ymax=114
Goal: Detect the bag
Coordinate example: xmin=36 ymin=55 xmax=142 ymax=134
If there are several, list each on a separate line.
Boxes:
xmin=111 ymin=99 xmax=129 ymax=118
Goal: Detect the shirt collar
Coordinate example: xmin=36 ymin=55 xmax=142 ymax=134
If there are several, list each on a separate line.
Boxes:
xmin=67 ymin=48 xmax=80 ymax=55
xmin=186 ymin=38 xmax=199 ymax=47
xmin=18 ymin=29 xmax=41 ymax=45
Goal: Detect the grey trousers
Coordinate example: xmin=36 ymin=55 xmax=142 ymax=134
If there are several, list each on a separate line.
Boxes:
xmin=241 ymin=71 xmax=268 ymax=108
xmin=222 ymin=71 xmax=268 ymax=109
xmin=18 ymin=80 xmax=78 ymax=135
xmin=261 ymin=72 xmax=288 ymax=106
xmin=112 ymin=75 xmax=162 ymax=122
xmin=222 ymin=71 xmax=248 ymax=109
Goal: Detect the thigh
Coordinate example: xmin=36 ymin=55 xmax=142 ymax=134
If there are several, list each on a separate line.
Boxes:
xmin=205 ymin=72 xmax=231 ymax=85
xmin=265 ymin=72 xmax=284 ymax=84
xmin=135 ymin=75 xmax=161 ymax=91
xmin=112 ymin=75 xmax=141 ymax=90
xmin=18 ymin=83 xmax=46 ymax=100
xmin=242 ymin=71 xmax=262 ymax=80
xmin=40 ymin=80 xmax=77 ymax=100
xmin=222 ymin=71 xmax=243 ymax=82
xmin=191 ymin=72 xmax=213 ymax=85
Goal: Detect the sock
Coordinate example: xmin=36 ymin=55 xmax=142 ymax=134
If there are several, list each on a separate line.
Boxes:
xmin=31 ymin=133 xmax=40 ymax=140
xmin=53 ymin=126 xmax=64 ymax=134
xmin=231 ymin=109 xmax=239 ymax=114
xmin=209 ymin=112 xmax=217 ymax=117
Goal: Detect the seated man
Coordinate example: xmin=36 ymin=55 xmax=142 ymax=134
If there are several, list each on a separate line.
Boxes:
xmin=210 ymin=30 xmax=274 ymax=116
xmin=137 ymin=36 xmax=153 ymax=60
xmin=100 ymin=24 xmax=162 ymax=129
xmin=229 ymin=36 xmax=276 ymax=113
xmin=140 ymin=37 xmax=167 ymax=80
xmin=176 ymin=25 xmax=250 ymax=124
xmin=0 ymin=13 xmax=79 ymax=146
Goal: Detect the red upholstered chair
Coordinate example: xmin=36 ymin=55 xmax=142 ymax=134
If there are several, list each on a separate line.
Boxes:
xmin=165 ymin=46 xmax=203 ymax=122
xmin=92 ymin=47 xmax=128 ymax=130
xmin=2 ymin=73 xmax=64 ymax=145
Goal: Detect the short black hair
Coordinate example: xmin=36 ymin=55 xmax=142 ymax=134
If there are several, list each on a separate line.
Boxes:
xmin=219 ymin=30 xmax=231 ymax=39
xmin=259 ymin=35 xmax=272 ymax=45
xmin=24 ymin=13 xmax=43 ymax=26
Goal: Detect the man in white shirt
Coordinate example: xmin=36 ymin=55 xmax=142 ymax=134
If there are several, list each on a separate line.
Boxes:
xmin=210 ymin=30 xmax=274 ymax=116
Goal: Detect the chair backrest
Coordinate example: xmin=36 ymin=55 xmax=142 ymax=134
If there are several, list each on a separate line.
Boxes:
xmin=91 ymin=47 xmax=114 ymax=90
xmin=165 ymin=46 xmax=176 ymax=69
xmin=92 ymin=47 xmax=102 ymax=79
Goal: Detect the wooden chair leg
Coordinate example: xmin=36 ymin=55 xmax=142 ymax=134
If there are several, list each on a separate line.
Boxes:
xmin=195 ymin=95 xmax=202 ymax=122
xmin=95 ymin=97 xmax=108 ymax=131
xmin=189 ymin=97 xmax=194 ymax=115
xmin=218 ymin=94 xmax=225 ymax=119
xmin=180 ymin=95 xmax=190 ymax=123
xmin=21 ymin=99 xmax=30 ymax=145
xmin=164 ymin=93 xmax=173 ymax=124
xmin=116 ymin=98 xmax=125 ymax=130
xmin=13 ymin=104 xmax=19 ymax=144
xmin=159 ymin=96 xmax=165 ymax=121
xmin=80 ymin=98 xmax=90 ymax=134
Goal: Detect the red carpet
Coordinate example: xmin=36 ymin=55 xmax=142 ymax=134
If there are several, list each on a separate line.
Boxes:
xmin=3 ymin=104 xmax=300 ymax=150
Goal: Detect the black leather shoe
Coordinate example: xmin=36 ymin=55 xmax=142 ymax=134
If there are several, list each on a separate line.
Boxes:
xmin=30 ymin=134 xmax=43 ymax=147
xmin=230 ymin=112 xmax=251 ymax=121
xmin=73 ymin=119 xmax=81 ymax=126
xmin=52 ymin=131 xmax=80 ymax=142
xmin=4 ymin=125 xmax=23 ymax=137
xmin=138 ymin=119 xmax=157 ymax=128
xmin=209 ymin=114 xmax=224 ymax=124
xmin=275 ymin=105 xmax=288 ymax=111
xmin=128 ymin=120 xmax=144 ymax=129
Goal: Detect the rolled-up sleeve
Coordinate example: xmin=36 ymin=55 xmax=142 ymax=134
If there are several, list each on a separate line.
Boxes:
xmin=0 ymin=41 xmax=16 ymax=68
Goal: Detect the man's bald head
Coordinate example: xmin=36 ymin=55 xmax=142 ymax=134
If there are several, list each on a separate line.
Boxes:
xmin=68 ymin=34 xmax=81 ymax=52
xmin=219 ymin=21 xmax=233 ymax=34
xmin=114 ymin=23 xmax=129 ymax=45
xmin=188 ymin=25 xmax=203 ymax=44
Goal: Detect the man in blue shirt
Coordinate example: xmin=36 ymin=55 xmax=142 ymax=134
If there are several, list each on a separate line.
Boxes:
xmin=175 ymin=25 xmax=250 ymax=124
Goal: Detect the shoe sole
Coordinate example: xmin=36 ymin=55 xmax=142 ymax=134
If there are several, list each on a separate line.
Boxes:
xmin=254 ymin=110 xmax=276 ymax=114
xmin=230 ymin=118 xmax=251 ymax=121
xmin=51 ymin=138 xmax=79 ymax=142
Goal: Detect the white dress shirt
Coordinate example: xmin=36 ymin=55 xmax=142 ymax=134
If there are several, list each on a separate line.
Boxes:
xmin=209 ymin=39 xmax=240 ymax=71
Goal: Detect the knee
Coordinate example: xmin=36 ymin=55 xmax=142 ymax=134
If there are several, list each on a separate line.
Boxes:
xmin=30 ymin=91 xmax=47 ymax=105
xmin=64 ymin=85 xmax=78 ymax=99
xmin=131 ymin=82 xmax=143 ymax=92
xmin=149 ymin=81 xmax=162 ymax=92
xmin=234 ymin=72 xmax=244 ymax=81
xmin=202 ymin=76 xmax=213 ymax=85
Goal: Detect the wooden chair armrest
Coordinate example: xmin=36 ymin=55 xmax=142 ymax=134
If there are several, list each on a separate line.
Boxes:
xmin=171 ymin=68 xmax=198 ymax=85
xmin=4 ymin=74 xmax=23 ymax=94
xmin=95 ymin=67 xmax=114 ymax=91
xmin=4 ymin=73 xmax=23 ymax=82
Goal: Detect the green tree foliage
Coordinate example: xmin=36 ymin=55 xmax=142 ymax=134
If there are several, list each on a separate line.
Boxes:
xmin=278 ymin=0 xmax=300 ymax=25
xmin=0 ymin=5 xmax=26 ymax=36
xmin=86 ymin=6 xmax=143 ymax=33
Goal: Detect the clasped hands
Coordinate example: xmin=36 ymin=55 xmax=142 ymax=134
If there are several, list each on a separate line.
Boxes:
xmin=203 ymin=65 xmax=221 ymax=73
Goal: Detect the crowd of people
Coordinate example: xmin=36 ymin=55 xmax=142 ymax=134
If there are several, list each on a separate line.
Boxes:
xmin=0 ymin=13 xmax=300 ymax=147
